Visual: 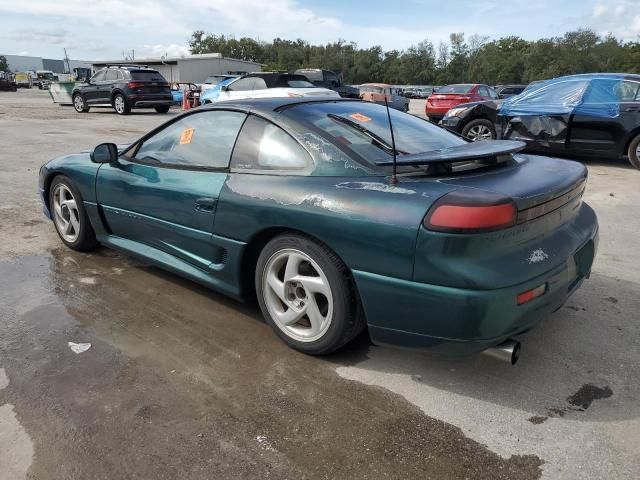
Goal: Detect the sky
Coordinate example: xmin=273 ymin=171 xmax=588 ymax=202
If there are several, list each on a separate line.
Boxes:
xmin=0 ymin=0 xmax=639 ymax=60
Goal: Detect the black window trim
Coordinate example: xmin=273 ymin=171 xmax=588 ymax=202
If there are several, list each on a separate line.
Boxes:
xmin=120 ymin=109 xmax=249 ymax=172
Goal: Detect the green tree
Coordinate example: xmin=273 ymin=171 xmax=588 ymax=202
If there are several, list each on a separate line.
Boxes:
xmin=187 ymin=28 xmax=640 ymax=86
xmin=0 ymin=55 xmax=9 ymax=72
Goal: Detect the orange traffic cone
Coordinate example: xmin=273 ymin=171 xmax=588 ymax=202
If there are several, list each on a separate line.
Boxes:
xmin=182 ymin=89 xmax=191 ymax=110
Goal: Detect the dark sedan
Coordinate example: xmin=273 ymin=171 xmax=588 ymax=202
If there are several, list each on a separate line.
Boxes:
xmin=39 ymin=98 xmax=598 ymax=363
xmin=442 ymin=73 xmax=640 ymax=169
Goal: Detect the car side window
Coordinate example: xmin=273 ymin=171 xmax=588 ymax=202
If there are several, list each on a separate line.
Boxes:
xmin=116 ymin=70 xmax=124 ymax=81
xmin=616 ymin=81 xmax=640 ymax=102
xmin=253 ymin=78 xmax=268 ymax=90
xmin=488 ymin=87 xmax=499 ymax=99
xmin=478 ymin=86 xmax=490 ymax=97
xmin=132 ymin=111 xmax=247 ymax=169
xmin=228 ymin=77 xmax=255 ymax=91
xmin=105 ymin=70 xmax=118 ymax=81
xmin=91 ymin=70 xmax=106 ymax=82
xmin=230 ymin=115 xmax=312 ymax=172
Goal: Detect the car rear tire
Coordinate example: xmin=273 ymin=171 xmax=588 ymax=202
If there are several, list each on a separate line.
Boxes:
xmin=627 ymin=134 xmax=640 ymax=170
xmin=113 ymin=93 xmax=131 ymax=115
xmin=72 ymin=93 xmax=90 ymax=113
xmin=255 ymin=234 xmax=365 ymax=355
xmin=49 ymin=176 xmax=98 ymax=252
xmin=462 ymin=119 xmax=496 ymax=141
xmin=154 ymin=105 xmax=170 ymax=113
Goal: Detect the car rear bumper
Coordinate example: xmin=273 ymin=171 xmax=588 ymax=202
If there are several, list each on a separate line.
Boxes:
xmin=127 ymin=94 xmax=173 ymax=108
xmin=353 ymin=228 xmax=598 ymax=356
xmin=132 ymin=100 xmax=173 ymax=107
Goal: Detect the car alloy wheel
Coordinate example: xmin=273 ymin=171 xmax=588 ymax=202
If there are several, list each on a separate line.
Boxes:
xmin=114 ymin=95 xmax=126 ymax=114
xmin=467 ymin=124 xmax=493 ymax=141
xmin=262 ymin=248 xmax=333 ymax=343
xmin=52 ymin=183 xmax=81 ymax=243
xmin=73 ymin=95 xmax=85 ymax=113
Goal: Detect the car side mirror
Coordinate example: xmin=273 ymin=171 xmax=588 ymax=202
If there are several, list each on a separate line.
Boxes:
xmin=91 ymin=143 xmax=119 ymax=165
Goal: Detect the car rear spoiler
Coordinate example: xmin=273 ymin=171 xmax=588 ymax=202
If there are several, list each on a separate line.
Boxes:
xmin=375 ymin=140 xmax=526 ymax=166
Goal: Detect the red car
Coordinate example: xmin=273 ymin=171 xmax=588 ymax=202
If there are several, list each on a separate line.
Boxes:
xmin=426 ymin=84 xmax=498 ymax=122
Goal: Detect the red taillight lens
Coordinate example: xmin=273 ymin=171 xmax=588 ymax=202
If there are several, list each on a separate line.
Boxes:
xmin=424 ymin=191 xmax=517 ymax=233
xmin=127 ymin=81 xmax=145 ymax=89
xmin=516 ymin=284 xmax=547 ymax=305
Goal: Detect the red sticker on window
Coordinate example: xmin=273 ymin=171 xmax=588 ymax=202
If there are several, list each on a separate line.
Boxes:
xmin=350 ymin=113 xmax=372 ymax=122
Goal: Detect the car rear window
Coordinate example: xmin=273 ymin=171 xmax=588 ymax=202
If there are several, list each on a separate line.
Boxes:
xmin=129 ymin=70 xmax=166 ymax=82
xmin=437 ymin=84 xmax=474 ymax=94
xmin=282 ymin=101 xmax=466 ymax=167
xmin=287 ymin=80 xmax=315 ymax=88
xmin=273 ymin=75 xmax=314 ymax=88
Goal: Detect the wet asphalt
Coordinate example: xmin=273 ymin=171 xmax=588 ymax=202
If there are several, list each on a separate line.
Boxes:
xmin=0 ymin=90 xmax=639 ymax=479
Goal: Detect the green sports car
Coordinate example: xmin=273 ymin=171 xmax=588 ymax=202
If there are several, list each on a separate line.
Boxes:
xmin=39 ymin=98 xmax=598 ymax=364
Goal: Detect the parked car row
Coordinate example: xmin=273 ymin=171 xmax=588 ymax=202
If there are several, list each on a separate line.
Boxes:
xmin=439 ymin=74 xmax=640 ymax=169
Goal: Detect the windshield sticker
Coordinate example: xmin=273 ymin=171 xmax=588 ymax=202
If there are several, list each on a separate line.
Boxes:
xmin=350 ymin=113 xmax=372 ymax=122
xmin=180 ymin=128 xmax=195 ymax=145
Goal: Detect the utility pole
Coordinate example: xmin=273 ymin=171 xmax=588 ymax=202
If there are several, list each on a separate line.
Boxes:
xmin=63 ymin=48 xmax=71 ymax=74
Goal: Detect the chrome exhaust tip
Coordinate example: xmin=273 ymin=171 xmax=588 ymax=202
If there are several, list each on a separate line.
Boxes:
xmin=482 ymin=339 xmax=521 ymax=365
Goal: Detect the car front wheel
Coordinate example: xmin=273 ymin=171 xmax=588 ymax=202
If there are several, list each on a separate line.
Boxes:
xmin=627 ymin=134 xmax=640 ymax=170
xmin=462 ymin=119 xmax=496 ymax=141
xmin=72 ymin=93 xmax=90 ymax=113
xmin=49 ymin=176 xmax=98 ymax=251
xmin=255 ymin=234 xmax=365 ymax=355
xmin=113 ymin=93 xmax=131 ymax=115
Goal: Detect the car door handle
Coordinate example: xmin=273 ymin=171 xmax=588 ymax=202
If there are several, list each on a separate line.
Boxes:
xmin=195 ymin=197 xmax=217 ymax=213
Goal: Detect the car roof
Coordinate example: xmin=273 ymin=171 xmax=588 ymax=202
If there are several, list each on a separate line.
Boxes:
xmin=360 ymin=83 xmax=390 ymax=87
xmin=235 ymin=73 xmax=312 ymax=88
xmin=552 ymin=73 xmax=640 ymax=82
xmin=199 ymin=97 xmax=358 ymax=115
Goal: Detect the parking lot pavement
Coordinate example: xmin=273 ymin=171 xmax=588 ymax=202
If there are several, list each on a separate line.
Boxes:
xmin=0 ymin=89 xmax=638 ymax=479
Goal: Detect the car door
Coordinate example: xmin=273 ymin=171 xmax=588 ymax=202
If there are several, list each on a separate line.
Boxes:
xmin=99 ymin=69 xmax=119 ymax=104
xmin=84 ymin=69 xmax=106 ymax=104
xmin=569 ymin=78 xmax=640 ymax=156
xmin=498 ymin=79 xmax=589 ymax=154
xmin=95 ymin=109 xmax=247 ymax=270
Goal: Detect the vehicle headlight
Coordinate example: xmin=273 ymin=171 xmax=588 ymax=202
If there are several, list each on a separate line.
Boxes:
xmin=444 ymin=107 xmax=467 ymax=118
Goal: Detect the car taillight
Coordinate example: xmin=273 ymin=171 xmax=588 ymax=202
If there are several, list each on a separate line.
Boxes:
xmin=516 ymin=283 xmax=547 ymax=305
xmin=127 ymin=81 xmax=145 ymax=89
xmin=424 ymin=190 xmax=517 ymax=233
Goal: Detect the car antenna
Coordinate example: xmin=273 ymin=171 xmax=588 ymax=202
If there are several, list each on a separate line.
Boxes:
xmin=384 ymin=96 xmax=398 ymax=185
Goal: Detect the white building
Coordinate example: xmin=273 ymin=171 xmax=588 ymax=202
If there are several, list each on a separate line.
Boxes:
xmin=91 ymin=53 xmax=262 ymax=83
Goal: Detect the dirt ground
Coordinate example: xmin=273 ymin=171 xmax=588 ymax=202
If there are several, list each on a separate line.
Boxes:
xmin=0 ymin=89 xmax=639 ymax=479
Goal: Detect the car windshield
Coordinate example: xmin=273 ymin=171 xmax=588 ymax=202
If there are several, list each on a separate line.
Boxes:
xmin=438 ymin=84 xmax=474 ymax=94
xmin=360 ymin=85 xmax=384 ymax=94
xmin=283 ymin=101 xmax=466 ymax=166
xmin=130 ymin=71 xmax=166 ymax=82
xmin=287 ymin=80 xmax=315 ymax=88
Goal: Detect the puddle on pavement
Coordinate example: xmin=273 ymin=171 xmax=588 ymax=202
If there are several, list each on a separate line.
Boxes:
xmin=0 ymin=251 xmax=543 ymax=479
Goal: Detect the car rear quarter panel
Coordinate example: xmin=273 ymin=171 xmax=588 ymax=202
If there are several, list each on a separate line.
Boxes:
xmin=213 ymin=174 xmax=454 ymax=280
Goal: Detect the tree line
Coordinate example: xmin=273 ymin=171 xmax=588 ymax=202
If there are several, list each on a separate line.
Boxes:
xmin=189 ymin=29 xmax=640 ymax=85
